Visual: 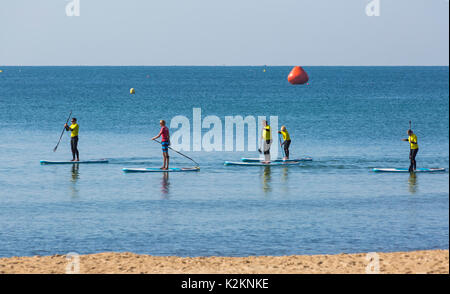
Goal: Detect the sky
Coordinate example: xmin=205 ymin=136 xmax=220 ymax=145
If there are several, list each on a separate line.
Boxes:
xmin=0 ymin=0 xmax=448 ymax=66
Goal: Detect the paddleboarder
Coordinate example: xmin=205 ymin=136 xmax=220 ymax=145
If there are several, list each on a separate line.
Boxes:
xmin=152 ymin=120 xmax=170 ymax=170
xmin=278 ymin=125 xmax=291 ymax=160
xmin=261 ymin=120 xmax=272 ymax=163
xmin=402 ymin=129 xmax=419 ymax=172
xmin=64 ymin=118 xmax=79 ymax=162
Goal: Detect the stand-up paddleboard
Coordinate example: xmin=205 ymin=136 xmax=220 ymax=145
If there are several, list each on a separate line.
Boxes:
xmin=123 ymin=167 xmax=200 ymax=173
xmin=224 ymin=161 xmax=301 ymax=166
xmin=241 ymin=157 xmax=312 ymax=163
xmin=373 ymin=168 xmax=446 ymax=173
xmin=40 ymin=159 xmax=109 ymax=165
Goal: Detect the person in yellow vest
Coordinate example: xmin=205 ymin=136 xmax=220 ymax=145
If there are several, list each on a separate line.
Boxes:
xmin=261 ymin=120 xmax=272 ymax=163
xmin=65 ymin=118 xmax=80 ymax=162
xmin=402 ymin=129 xmax=418 ymax=172
xmin=278 ymin=126 xmax=291 ymax=160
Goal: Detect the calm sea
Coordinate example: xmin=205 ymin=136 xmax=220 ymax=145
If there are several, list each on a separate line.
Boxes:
xmin=0 ymin=66 xmax=448 ymax=257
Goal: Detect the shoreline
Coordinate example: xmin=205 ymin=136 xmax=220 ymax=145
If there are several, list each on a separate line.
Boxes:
xmin=0 ymin=249 xmax=448 ymax=274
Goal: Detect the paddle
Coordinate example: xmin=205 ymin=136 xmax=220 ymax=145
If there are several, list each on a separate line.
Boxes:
xmin=409 ymin=120 xmax=412 ymax=130
xmin=258 ymin=137 xmax=263 ymax=154
xmin=153 ymin=139 xmax=200 ymax=167
xmin=53 ymin=111 xmax=72 ymax=152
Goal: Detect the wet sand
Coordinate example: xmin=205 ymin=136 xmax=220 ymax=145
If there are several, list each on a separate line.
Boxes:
xmin=0 ymin=250 xmax=447 ymax=274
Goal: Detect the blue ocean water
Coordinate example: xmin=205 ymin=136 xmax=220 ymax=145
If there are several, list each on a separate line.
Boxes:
xmin=0 ymin=66 xmax=448 ymax=258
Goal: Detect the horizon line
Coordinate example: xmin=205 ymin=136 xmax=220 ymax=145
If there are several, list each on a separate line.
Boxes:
xmin=1 ymin=65 xmax=449 ymax=67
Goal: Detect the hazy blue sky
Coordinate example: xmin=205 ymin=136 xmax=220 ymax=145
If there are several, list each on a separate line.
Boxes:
xmin=0 ymin=0 xmax=448 ymax=65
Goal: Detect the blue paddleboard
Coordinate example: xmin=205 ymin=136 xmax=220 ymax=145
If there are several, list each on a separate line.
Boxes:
xmin=40 ymin=159 xmax=109 ymax=165
xmin=123 ymin=167 xmax=200 ymax=173
xmin=372 ymin=168 xmax=446 ymax=173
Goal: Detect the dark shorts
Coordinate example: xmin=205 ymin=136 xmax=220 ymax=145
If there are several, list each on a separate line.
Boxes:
xmin=161 ymin=141 xmax=169 ymax=153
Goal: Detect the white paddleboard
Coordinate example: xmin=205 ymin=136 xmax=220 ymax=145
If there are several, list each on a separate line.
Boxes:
xmin=373 ymin=168 xmax=446 ymax=173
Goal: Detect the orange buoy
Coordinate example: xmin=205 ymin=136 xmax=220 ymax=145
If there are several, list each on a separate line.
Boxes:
xmin=287 ymin=66 xmax=309 ymax=85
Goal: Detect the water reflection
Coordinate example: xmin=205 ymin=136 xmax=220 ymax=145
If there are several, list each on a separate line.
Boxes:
xmin=161 ymin=172 xmax=170 ymax=197
xmin=70 ymin=163 xmax=79 ymax=198
xmin=408 ymin=172 xmax=418 ymax=194
xmin=71 ymin=164 xmax=79 ymax=182
xmin=261 ymin=166 xmax=272 ymax=193
xmin=281 ymin=166 xmax=289 ymax=193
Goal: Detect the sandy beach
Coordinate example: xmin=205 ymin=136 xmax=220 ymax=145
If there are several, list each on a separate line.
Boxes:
xmin=0 ymin=250 xmax=447 ymax=274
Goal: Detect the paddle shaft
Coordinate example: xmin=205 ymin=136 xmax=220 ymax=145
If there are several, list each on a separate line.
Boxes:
xmin=258 ymin=137 xmax=263 ymax=154
xmin=53 ymin=111 xmax=72 ymax=152
xmin=278 ymin=133 xmax=285 ymax=158
xmin=153 ymin=139 xmax=199 ymax=167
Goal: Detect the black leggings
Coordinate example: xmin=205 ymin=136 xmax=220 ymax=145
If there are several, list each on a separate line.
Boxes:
xmin=409 ymin=148 xmax=418 ymax=171
xmin=282 ymin=140 xmax=291 ymax=158
xmin=71 ymin=136 xmax=79 ymax=159
xmin=263 ymin=140 xmax=271 ymax=155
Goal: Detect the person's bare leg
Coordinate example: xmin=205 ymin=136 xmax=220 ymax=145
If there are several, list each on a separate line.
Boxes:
xmin=162 ymin=153 xmax=169 ymax=170
xmin=161 ymin=154 xmax=166 ymax=169
xmin=163 ymin=154 xmax=167 ymax=170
